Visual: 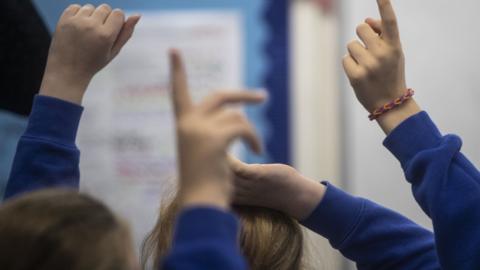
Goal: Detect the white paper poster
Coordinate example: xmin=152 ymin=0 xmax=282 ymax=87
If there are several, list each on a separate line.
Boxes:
xmin=78 ymin=11 xmax=243 ymax=250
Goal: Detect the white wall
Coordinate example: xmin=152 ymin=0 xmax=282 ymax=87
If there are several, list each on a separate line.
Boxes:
xmin=341 ymin=0 xmax=480 ymax=232
xmin=291 ymin=1 xmax=344 ymax=269
xmin=293 ymin=1 xmax=480 ymax=269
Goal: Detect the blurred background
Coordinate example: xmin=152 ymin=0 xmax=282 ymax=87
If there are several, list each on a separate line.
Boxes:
xmin=1 ymin=0 xmax=480 ymax=269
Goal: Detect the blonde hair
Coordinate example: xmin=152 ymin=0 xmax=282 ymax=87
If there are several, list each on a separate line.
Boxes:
xmin=142 ymin=196 xmax=304 ymax=270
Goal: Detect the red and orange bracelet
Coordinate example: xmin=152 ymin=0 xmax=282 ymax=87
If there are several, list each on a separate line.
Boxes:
xmin=368 ymin=89 xmax=415 ymax=121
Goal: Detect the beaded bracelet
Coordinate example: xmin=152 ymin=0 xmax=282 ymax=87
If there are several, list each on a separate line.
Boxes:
xmin=368 ymin=89 xmax=415 ymax=121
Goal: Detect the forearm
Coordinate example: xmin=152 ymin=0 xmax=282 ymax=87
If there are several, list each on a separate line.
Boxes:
xmin=4 ymin=95 xmax=83 ymax=200
xmin=384 ymin=111 xmax=480 ymax=269
xmin=302 ymin=183 xmax=440 ymax=270
xmin=180 ymin=182 xmax=231 ymax=210
xmin=40 ymin=65 xmax=91 ymax=105
xmin=376 ymin=98 xmax=421 ymax=135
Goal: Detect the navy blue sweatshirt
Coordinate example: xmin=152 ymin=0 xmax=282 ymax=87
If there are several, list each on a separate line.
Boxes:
xmin=5 ymin=95 xmax=454 ymax=270
xmin=384 ymin=112 xmax=480 ymax=270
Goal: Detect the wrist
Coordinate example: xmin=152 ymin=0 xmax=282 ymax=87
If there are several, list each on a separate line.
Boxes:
xmin=377 ymin=98 xmax=421 ymax=135
xmin=289 ymin=179 xmax=326 ymax=220
xmin=179 ymin=182 xmax=232 ymax=210
xmin=40 ymin=65 xmax=92 ymax=105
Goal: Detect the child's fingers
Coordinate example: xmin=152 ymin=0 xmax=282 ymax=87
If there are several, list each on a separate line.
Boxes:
xmin=228 ymin=155 xmax=247 ymax=175
xmin=76 ymin=4 xmax=95 ymax=17
xmin=214 ymin=111 xmax=246 ymax=125
xmin=201 ymin=91 xmax=266 ymax=114
xmin=170 ymin=50 xmax=193 ymax=116
xmin=104 ymin=9 xmax=125 ymax=39
xmin=229 ymin=155 xmax=263 ymax=179
xmin=347 ymin=40 xmax=372 ymax=65
xmin=111 ymin=15 xmax=141 ymax=57
xmin=342 ymin=55 xmax=364 ymax=84
xmin=224 ymin=120 xmax=262 ymax=154
xmin=61 ymin=4 xmax=82 ymax=19
xmin=215 ymin=111 xmax=260 ymax=148
xmin=365 ymin=18 xmax=382 ymax=35
xmin=233 ymin=192 xmax=256 ymax=206
xmin=356 ymin=23 xmax=380 ymax=50
xmin=376 ymin=0 xmax=400 ymax=42
xmin=233 ymin=174 xmax=252 ymax=191
xmin=91 ymin=4 xmax=112 ymax=23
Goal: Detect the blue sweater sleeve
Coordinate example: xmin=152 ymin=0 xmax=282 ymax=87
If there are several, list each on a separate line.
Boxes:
xmin=384 ymin=112 xmax=480 ymax=270
xmin=4 ymin=95 xmax=83 ymax=200
xmin=5 ymin=96 xmax=246 ymax=269
xmin=162 ymin=207 xmax=247 ymax=270
xmin=302 ymin=183 xmax=440 ymax=270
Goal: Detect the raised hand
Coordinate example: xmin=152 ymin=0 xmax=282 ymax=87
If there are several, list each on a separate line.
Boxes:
xmin=344 ymin=0 xmax=406 ymax=112
xmin=40 ymin=4 xmax=141 ymax=104
xmin=170 ymin=50 xmax=266 ymax=209
xmin=343 ymin=0 xmax=421 ymax=133
xmin=229 ymin=157 xmax=326 ymax=220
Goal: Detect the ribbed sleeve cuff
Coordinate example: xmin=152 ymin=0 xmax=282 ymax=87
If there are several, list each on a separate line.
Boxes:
xmin=383 ymin=111 xmax=443 ymax=166
xmin=173 ymin=207 xmax=240 ymax=246
xmin=25 ymin=95 xmax=84 ymax=147
xmin=301 ymin=182 xmax=364 ymax=248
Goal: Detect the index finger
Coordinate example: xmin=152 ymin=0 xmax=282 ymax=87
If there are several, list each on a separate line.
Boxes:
xmin=376 ymin=0 xmax=400 ymax=42
xmin=169 ymin=49 xmax=193 ymax=116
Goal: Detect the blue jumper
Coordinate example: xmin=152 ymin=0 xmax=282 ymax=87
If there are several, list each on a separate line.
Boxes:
xmin=6 ymin=95 xmax=474 ymax=269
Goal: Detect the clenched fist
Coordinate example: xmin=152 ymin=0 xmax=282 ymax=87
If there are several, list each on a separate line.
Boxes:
xmin=40 ymin=4 xmax=140 ymax=104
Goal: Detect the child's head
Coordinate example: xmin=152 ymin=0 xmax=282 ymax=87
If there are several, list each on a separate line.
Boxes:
xmin=143 ymin=196 xmax=304 ymax=270
xmin=0 ymin=189 xmax=137 ymax=270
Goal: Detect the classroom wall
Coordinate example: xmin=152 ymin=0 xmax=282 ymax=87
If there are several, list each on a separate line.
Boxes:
xmin=24 ymin=2 xmax=480 ymax=269
xmin=33 ymin=0 xmax=278 ymax=257
xmin=3 ymin=1 xmax=480 ymax=269
xmin=341 ymin=0 xmax=480 ymax=237
xmin=291 ymin=0 xmax=344 ymax=268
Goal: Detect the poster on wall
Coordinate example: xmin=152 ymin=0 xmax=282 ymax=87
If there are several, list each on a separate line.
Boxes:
xmin=78 ymin=11 xmax=244 ymax=247
xmin=34 ymin=0 xmax=290 ymax=250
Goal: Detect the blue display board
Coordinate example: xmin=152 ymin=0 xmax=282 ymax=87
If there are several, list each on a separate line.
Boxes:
xmin=34 ymin=0 xmax=290 ymax=164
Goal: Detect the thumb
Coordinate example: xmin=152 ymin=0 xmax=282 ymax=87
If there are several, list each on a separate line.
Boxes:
xmin=228 ymin=155 xmax=269 ymax=181
xmin=228 ymin=156 xmax=255 ymax=178
xmin=111 ymin=15 xmax=141 ymax=57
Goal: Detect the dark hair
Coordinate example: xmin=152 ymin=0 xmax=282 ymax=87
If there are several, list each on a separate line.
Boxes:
xmin=0 ymin=189 xmax=134 ymax=270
